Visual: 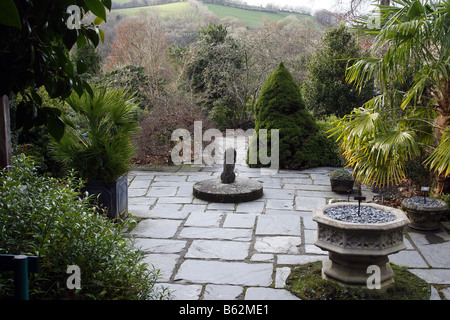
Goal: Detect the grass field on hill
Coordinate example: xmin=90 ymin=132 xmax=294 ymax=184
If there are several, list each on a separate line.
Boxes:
xmin=112 ymin=2 xmax=193 ymax=17
xmin=204 ymin=3 xmax=314 ymax=27
xmin=112 ymin=2 xmax=316 ymax=28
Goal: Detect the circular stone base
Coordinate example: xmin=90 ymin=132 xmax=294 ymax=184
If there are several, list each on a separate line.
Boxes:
xmin=193 ymin=178 xmax=263 ymax=203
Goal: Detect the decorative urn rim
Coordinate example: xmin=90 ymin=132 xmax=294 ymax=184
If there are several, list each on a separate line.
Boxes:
xmin=313 ymin=202 xmax=410 ymax=230
xmin=401 ymin=197 xmax=448 ymax=212
xmin=313 ymin=202 xmax=409 ymax=289
xmin=313 ymin=202 xmax=410 ymax=257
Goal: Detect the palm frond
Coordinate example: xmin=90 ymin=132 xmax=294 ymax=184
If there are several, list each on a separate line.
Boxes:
xmin=425 ymin=126 xmax=450 ymax=177
xmin=52 ymin=86 xmax=140 ymax=182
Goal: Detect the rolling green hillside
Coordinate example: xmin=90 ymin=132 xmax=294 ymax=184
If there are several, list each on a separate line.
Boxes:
xmin=112 ymin=2 xmax=193 ymax=17
xmin=112 ymin=1 xmax=316 ymax=28
xmin=204 ymin=3 xmax=314 ymax=28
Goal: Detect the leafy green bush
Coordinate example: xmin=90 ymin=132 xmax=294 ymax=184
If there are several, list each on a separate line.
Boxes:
xmin=0 ymin=155 xmax=170 ymax=300
xmin=248 ymin=62 xmax=341 ymax=169
xmin=11 ymin=87 xmax=69 ymax=176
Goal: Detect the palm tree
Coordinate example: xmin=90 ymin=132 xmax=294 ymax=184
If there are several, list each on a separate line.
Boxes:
xmin=52 ymin=86 xmax=140 ymax=183
xmin=329 ymin=0 xmax=449 ymax=193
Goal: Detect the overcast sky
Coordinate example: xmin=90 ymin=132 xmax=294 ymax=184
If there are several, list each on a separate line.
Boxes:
xmin=243 ymin=0 xmax=374 ymax=13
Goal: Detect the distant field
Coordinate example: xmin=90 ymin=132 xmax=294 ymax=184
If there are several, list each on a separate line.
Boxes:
xmin=111 ymin=1 xmax=316 ymax=28
xmin=112 ymin=2 xmax=193 ymax=17
xmin=204 ymin=3 xmax=314 ymax=28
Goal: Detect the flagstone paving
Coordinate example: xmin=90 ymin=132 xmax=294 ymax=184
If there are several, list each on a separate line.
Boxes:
xmin=127 ymin=135 xmax=450 ymax=300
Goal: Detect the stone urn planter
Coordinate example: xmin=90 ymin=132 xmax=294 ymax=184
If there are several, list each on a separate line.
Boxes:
xmin=401 ymin=197 xmax=448 ymax=231
xmin=313 ymin=202 xmax=410 ymax=290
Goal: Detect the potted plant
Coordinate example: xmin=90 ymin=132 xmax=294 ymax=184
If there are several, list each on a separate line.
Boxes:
xmin=401 ymin=196 xmax=448 ymax=231
xmin=52 ymin=86 xmax=140 ymax=219
xmin=313 ymin=202 xmax=410 ymax=290
xmin=329 ymin=169 xmax=354 ymax=194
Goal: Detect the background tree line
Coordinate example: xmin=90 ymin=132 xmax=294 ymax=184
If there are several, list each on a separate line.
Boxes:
xmin=8 ymin=0 xmax=377 ymax=168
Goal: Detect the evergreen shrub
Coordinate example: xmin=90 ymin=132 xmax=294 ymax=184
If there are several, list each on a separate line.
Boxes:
xmin=248 ymin=62 xmax=341 ymax=169
xmin=0 ymin=155 xmax=169 ymax=300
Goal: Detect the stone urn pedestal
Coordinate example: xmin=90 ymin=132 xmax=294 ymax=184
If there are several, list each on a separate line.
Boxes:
xmin=401 ymin=197 xmax=448 ymax=231
xmin=313 ymin=202 xmax=410 ymax=290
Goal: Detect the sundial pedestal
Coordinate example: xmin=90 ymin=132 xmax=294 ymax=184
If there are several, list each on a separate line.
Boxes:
xmin=193 ymin=148 xmax=263 ymax=203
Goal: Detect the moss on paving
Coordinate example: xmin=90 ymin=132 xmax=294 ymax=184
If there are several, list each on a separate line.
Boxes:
xmin=286 ymin=261 xmax=431 ymax=300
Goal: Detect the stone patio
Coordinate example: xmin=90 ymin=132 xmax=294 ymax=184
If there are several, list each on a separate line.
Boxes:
xmin=127 ymin=136 xmax=450 ymax=300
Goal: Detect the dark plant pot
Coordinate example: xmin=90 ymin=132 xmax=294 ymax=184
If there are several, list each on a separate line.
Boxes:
xmin=401 ymin=197 xmax=448 ymax=231
xmin=82 ymin=174 xmax=128 ymax=219
xmin=330 ymin=178 xmax=354 ymax=194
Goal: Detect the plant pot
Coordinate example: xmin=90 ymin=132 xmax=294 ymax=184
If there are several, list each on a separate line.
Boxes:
xmin=330 ymin=178 xmax=354 ymax=194
xmin=401 ymin=197 xmax=448 ymax=231
xmin=313 ymin=202 xmax=410 ymax=290
xmin=82 ymin=174 xmax=128 ymax=219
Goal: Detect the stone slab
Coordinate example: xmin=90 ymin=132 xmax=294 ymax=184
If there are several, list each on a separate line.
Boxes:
xmin=179 ymin=204 xmax=207 ymax=214
xmin=288 ymin=184 xmax=331 ymax=191
xmin=255 ymin=215 xmax=301 ymax=236
xmin=266 ymin=199 xmax=294 ymax=210
xmin=135 ymin=238 xmax=187 ymax=254
xmin=131 ymin=219 xmax=182 ymax=238
xmin=262 ymin=188 xmax=295 ymax=199
xmin=143 ymin=254 xmax=179 ymax=282
xmin=157 ymin=197 xmax=193 ymax=204
xmin=389 ymin=250 xmax=428 ymax=268
xmin=145 ymin=204 xmax=187 ymax=219
xmin=264 ymin=209 xmax=299 ymax=216
xmin=203 ymin=285 xmax=244 ymax=300
xmin=147 ymin=186 xmax=178 ymax=197
xmin=174 ymin=260 xmax=273 ymax=286
xmin=129 ymin=179 xmax=152 ymax=189
xmin=156 ymin=283 xmax=203 ymax=300
xmin=441 ymin=287 xmax=450 ymax=300
xmin=408 ymin=268 xmax=450 ymax=285
xmin=179 ymin=227 xmax=252 ymax=241
xmin=244 ymin=287 xmax=301 ymax=300
xmin=207 ymin=202 xmax=236 ymax=210
xmin=254 ymin=236 xmax=302 ymax=254
xmin=128 ymin=197 xmax=157 ymax=206
xmin=282 ymin=178 xmax=313 ymax=185
xmin=185 ymin=240 xmax=250 ymax=260
xmin=223 ymin=214 xmax=256 ymax=228
xmin=407 ymin=230 xmax=450 ymax=268
xmin=235 ymin=200 xmax=265 ymax=213
xmin=128 ymin=189 xmax=148 ymax=197
xmin=295 ymin=196 xmax=326 ymax=211
xmin=184 ymin=212 xmax=224 ymax=227
xmin=302 ymin=214 xmax=317 ymax=229
xmin=250 ymin=253 xmax=275 ymax=262
xmin=277 ymin=254 xmax=327 ymax=265
xmin=177 ymin=186 xmax=195 ymax=197
xmin=275 ymin=267 xmax=291 ymax=288
xmin=304 ymin=229 xmax=315 ymax=244
xmin=153 ymin=175 xmax=188 ymax=182
xmin=305 ymin=244 xmax=327 ymax=254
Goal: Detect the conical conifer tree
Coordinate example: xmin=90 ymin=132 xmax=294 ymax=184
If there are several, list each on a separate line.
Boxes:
xmin=248 ymin=62 xmax=337 ymax=169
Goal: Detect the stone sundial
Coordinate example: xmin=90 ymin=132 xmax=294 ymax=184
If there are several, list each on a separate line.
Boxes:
xmin=193 ymin=148 xmax=263 ymax=203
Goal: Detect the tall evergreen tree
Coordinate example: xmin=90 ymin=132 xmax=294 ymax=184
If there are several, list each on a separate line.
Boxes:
xmin=302 ymin=24 xmax=374 ymax=118
xmin=248 ymin=62 xmax=340 ymax=169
